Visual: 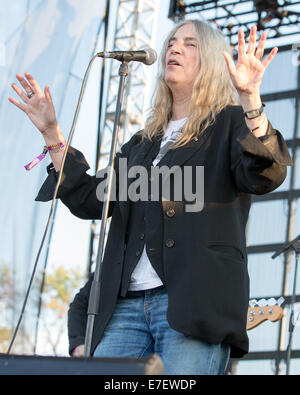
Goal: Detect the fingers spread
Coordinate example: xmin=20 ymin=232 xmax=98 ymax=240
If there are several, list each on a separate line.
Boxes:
xmin=238 ymin=29 xmax=246 ymax=60
xmin=223 ymin=51 xmax=236 ymax=77
xmin=44 ymin=85 xmax=54 ymax=107
xmin=8 ymin=96 xmax=26 ymax=112
xmin=247 ymin=26 xmax=257 ymax=55
xmin=262 ymin=47 xmax=278 ymax=69
xmin=24 ymin=72 xmax=43 ymax=95
xmin=16 ymin=73 xmax=36 ymax=96
xmin=11 ymin=83 xmax=29 ymax=103
xmin=255 ymin=30 xmax=267 ymax=60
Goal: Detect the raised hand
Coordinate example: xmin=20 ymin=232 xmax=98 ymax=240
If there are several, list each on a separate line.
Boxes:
xmin=9 ymin=72 xmax=66 ymax=171
xmin=223 ymin=26 xmax=278 ymax=97
xmin=8 ymin=72 xmax=58 ymax=136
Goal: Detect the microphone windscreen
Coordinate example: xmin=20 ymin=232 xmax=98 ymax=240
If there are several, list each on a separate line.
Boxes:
xmin=144 ymin=48 xmax=157 ymax=65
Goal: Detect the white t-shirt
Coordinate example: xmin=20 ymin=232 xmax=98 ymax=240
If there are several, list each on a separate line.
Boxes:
xmin=128 ymin=117 xmax=187 ymax=291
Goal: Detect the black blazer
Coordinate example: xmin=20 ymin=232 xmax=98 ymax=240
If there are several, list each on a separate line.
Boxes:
xmin=36 ymin=105 xmax=292 ymax=358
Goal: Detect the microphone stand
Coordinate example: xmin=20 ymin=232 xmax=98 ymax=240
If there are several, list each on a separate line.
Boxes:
xmin=272 ymin=235 xmax=300 ymax=375
xmin=84 ymin=61 xmax=129 ymax=358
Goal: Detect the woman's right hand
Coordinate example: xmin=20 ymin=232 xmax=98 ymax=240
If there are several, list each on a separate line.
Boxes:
xmin=8 ymin=72 xmax=61 ymax=140
xmin=9 ymin=72 xmax=66 ymax=171
xmin=72 ymin=344 xmax=85 ymax=358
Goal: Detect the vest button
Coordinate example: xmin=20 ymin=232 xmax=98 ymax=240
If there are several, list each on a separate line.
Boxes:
xmin=140 ymin=233 xmax=145 ymax=240
xmin=165 ymin=239 xmax=175 ymax=248
xmin=166 ymin=209 xmax=175 ymax=217
xmin=135 ymin=250 xmax=141 ymax=257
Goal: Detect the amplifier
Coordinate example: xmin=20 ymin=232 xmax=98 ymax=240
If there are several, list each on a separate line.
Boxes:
xmin=0 ymin=353 xmax=164 ymax=375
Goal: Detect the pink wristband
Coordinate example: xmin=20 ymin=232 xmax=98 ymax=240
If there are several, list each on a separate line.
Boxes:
xmin=25 ymin=149 xmax=48 ymax=171
xmin=24 ymin=142 xmax=66 ymax=171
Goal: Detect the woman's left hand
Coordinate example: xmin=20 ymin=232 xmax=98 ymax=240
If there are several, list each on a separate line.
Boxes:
xmin=223 ymin=25 xmax=278 ymax=97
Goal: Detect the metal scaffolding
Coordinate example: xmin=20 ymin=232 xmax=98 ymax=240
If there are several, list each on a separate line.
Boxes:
xmin=98 ymin=0 xmax=160 ymax=168
xmin=87 ymin=0 xmax=160 ymax=274
xmin=168 ymin=1 xmax=300 ymax=48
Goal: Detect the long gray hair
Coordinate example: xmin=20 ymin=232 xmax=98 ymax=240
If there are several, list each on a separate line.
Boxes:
xmin=141 ymin=19 xmax=239 ymax=148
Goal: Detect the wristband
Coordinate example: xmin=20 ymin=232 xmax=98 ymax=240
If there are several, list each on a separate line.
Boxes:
xmin=25 ymin=142 xmax=66 ymax=171
xmin=45 ymin=142 xmax=66 ymax=153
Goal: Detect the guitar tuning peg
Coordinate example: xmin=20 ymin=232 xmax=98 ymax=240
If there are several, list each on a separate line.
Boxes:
xmin=249 ymin=299 xmax=258 ymax=307
xmin=258 ymin=298 xmax=268 ymax=307
xmin=277 ymin=297 xmax=285 ymax=306
xmin=267 ymin=297 xmax=277 ymax=306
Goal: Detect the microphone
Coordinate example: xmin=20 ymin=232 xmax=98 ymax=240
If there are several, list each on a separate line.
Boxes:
xmin=97 ymin=48 xmax=157 ymax=65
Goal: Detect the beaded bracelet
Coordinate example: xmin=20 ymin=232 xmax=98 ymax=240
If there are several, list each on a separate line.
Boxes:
xmin=25 ymin=142 xmax=66 ymax=171
xmin=46 ymin=142 xmax=66 ymax=153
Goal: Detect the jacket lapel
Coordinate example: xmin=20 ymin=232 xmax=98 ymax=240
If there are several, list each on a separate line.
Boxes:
xmin=118 ymin=125 xmax=214 ymax=225
xmin=156 ymin=125 xmax=214 ymax=182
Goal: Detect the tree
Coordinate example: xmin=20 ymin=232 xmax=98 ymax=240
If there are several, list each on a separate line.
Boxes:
xmin=0 ymin=263 xmax=34 ymax=354
xmin=38 ymin=265 xmax=83 ymax=356
xmin=0 ymin=262 xmax=84 ymax=356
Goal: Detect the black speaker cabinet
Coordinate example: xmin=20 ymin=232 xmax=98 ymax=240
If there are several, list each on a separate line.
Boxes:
xmin=0 ymin=353 xmax=164 ymax=375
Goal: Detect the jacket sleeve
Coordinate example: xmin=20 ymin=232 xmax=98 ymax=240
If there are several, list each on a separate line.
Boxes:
xmin=230 ymin=106 xmax=293 ymax=195
xmin=35 ymin=132 xmax=141 ymax=219
xmin=67 ymin=275 xmax=93 ymax=355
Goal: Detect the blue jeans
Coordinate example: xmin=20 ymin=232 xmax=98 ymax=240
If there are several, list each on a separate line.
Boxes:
xmin=93 ymin=286 xmax=230 ymax=375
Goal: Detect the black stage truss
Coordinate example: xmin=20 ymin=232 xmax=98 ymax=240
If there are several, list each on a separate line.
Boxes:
xmin=169 ymin=1 xmax=300 ymax=48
